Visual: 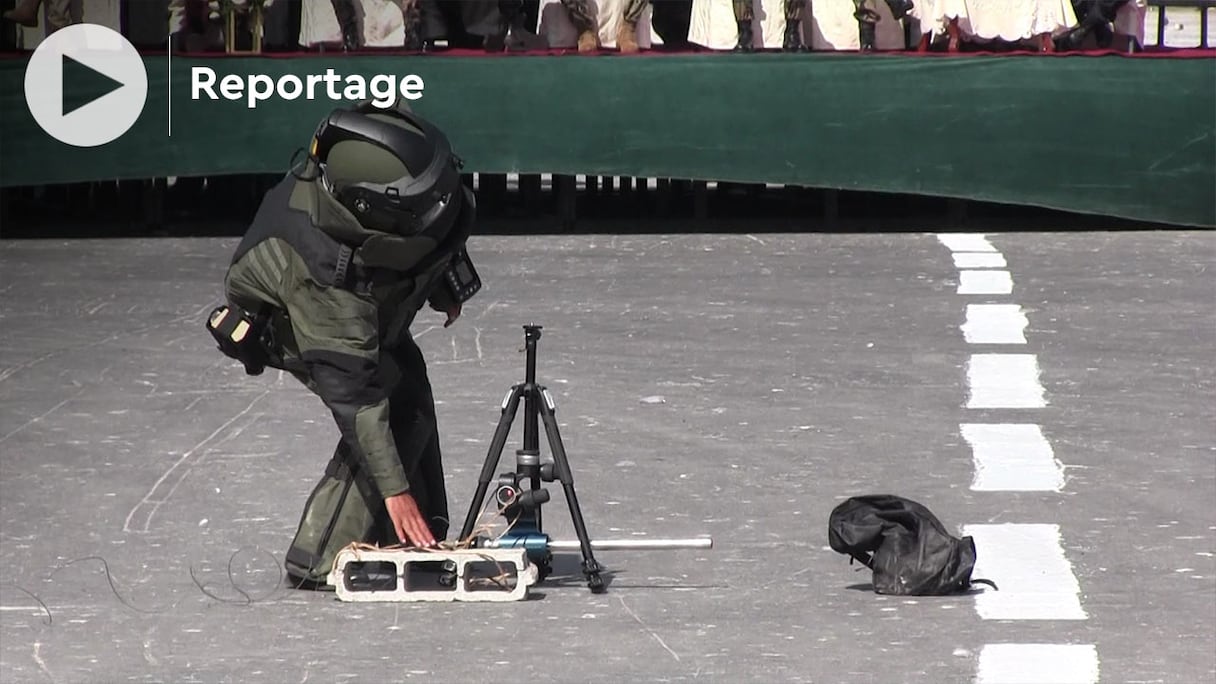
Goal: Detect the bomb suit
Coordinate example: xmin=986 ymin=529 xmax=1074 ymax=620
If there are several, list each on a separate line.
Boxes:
xmin=731 ymin=0 xmax=809 ymax=52
xmin=216 ymin=101 xmax=476 ymax=587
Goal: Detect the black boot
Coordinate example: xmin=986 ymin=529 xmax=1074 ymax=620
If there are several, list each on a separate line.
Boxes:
xmin=402 ymin=0 xmax=424 ymax=51
xmin=884 ymin=0 xmax=914 ymax=21
xmin=858 ymin=21 xmax=876 ymax=51
xmin=783 ymin=19 xmax=807 ymax=52
xmin=1092 ymin=21 xmax=1114 ymax=49
xmin=330 ymin=0 xmax=362 ymax=51
xmin=734 ymin=19 xmax=754 ymax=52
xmin=1053 ymin=25 xmax=1086 ymax=51
xmin=500 ymin=0 xmax=548 ymax=52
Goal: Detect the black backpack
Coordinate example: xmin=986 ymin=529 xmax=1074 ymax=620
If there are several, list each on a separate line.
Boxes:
xmin=828 ymin=495 xmax=997 ymax=596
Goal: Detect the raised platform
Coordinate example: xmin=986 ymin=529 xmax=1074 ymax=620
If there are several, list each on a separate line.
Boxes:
xmin=1 ymin=50 xmax=1213 ymax=227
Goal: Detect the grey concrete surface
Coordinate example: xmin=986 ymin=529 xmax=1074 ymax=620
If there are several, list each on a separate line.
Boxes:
xmin=0 ymin=230 xmax=1213 ymax=683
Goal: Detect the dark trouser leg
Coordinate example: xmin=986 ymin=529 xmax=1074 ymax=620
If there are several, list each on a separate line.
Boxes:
xmin=733 ymin=0 xmax=753 ymax=51
xmin=330 ymin=0 xmax=361 ymax=50
xmin=854 ymin=0 xmax=878 ymax=51
xmin=784 ymin=0 xmax=807 ymax=51
xmin=1057 ymin=0 xmax=1126 ymax=50
xmin=398 ymin=0 xmax=423 ymax=50
xmin=419 ymin=0 xmax=449 ymax=49
xmin=496 ymin=0 xmax=547 ymax=51
xmin=2 ymin=0 xmax=43 ymax=27
xmin=883 ymin=0 xmax=912 ymax=20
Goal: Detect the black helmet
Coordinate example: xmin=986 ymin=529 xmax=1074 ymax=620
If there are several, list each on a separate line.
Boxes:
xmin=308 ymin=100 xmax=464 ymax=238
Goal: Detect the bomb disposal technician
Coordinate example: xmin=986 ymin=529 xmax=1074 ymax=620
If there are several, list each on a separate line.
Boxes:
xmin=205 ymin=100 xmax=481 ymax=589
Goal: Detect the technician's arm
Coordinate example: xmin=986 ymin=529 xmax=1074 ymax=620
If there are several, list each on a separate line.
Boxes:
xmin=286 ymin=284 xmax=436 ymax=547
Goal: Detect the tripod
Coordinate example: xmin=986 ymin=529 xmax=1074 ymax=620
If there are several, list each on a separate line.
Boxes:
xmin=457 ymin=325 xmax=606 ymax=593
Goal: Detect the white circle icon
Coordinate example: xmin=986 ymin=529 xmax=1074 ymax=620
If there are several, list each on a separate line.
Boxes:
xmin=23 ymin=23 xmax=148 ymax=147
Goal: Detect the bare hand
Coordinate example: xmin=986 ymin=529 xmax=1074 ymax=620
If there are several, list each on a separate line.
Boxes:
xmin=384 ymin=492 xmax=437 ymax=548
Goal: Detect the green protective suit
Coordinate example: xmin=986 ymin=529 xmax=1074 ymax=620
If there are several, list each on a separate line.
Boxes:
xmin=222 ymin=170 xmax=474 ymax=586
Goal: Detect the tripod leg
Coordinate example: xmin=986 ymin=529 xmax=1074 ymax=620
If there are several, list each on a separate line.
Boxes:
xmin=536 ymin=390 xmax=606 ymax=593
xmin=457 ymin=385 xmax=525 ymax=543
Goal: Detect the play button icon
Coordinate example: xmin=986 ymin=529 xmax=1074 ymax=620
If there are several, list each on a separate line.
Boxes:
xmin=23 ymin=23 xmax=148 ymax=147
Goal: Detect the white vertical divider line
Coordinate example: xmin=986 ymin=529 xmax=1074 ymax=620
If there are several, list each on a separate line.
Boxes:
xmin=959 ymin=271 xmax=1013 ymax=295
xmin=962 ymin=304 xmax=1027 ymax=344
xmin=966 ymin=354 xmax=1046 ymax=409
xmin=953 ymin=252 xmax=1007 ymax=269
xmin=976 ymin=644 xmax=1099 ymax=684
xmin=937 ymin=234 xmax=998 ymax=252
xmin=935 ymin=237 xmax=1097 ymax=678
xmin=960 ymin=424 xmax=1064 ymax=491
xmin=964 ymin=524 xmax=1087 ymax=620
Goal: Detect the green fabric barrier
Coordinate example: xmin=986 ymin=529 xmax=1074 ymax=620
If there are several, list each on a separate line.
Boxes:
xmin=1 ymin=53 xmax=1213 ymax=226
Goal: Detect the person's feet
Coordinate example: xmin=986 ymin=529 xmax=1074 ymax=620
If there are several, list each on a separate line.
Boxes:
xmin=618 ymin=20 xmax=638 ymax=53
xmin=577 ymin=29 xmax=599 ymax=52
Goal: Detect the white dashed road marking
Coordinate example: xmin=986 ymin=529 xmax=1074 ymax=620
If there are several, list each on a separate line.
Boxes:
xmin=953 ymin=252 xmax=1008 ymax=269
xmin=965 ymin=524 xmax=1087 ymax=620
xmin=937 ymin=233 xmax=1095 ymax=683
xmin=961 ymin=304 xmax=1028 ymax=344
xmin=958 ymin=270 xmax=1014 ymax=295
xmin=977 ymin=644 xmax=1100 ymax=684
xmin=960 ymin=423 xmax=1065 ymax=492
xmin=966 ymin=354 xmax=1046 ymax=409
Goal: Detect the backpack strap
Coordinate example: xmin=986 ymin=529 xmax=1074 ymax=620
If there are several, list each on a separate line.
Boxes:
xmin=971 ymin=578 xmax=999 ymax=590
xmin=849 ymin=552 xmax=875 ymax=570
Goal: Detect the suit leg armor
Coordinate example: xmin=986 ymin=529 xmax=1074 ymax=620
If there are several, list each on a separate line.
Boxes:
xmin=283 ymin=334 xmax=450 ymax=589
xmin=285 ymin=440 xmax=384 ymax=588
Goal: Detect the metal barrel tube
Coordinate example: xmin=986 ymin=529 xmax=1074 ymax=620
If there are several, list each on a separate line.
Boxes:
xmin=510 ymin=538 xmax=713 ymax=551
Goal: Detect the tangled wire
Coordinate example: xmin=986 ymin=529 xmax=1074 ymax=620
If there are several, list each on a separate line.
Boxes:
xmin=2 ymin=545 xmax=288 ymax=627
xmin=2 ymin=495 xmax=530 ymax=624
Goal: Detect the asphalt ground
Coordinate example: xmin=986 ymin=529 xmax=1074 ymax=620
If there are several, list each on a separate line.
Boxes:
xmin=0 ymin=230 xmax=1212 ymax=683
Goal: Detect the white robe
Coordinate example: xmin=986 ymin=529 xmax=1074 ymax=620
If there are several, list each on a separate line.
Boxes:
xmin=1114 ymin=0 xmax=1147 ymax=45
xmin=17 ymin=0 xmax=120 ymax=49
xmin=687 ymin=0 xmax=911 ymax=51
xmin=916 ymin=0 xmax=1078 ymax=42
xmin=299 ymin=0 xmax=408 ymax=48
